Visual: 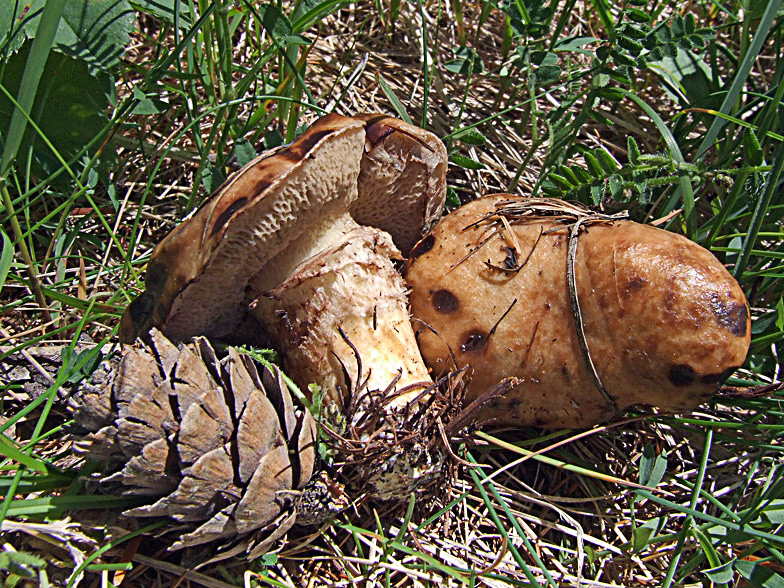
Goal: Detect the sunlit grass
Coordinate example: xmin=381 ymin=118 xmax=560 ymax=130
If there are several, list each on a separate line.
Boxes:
xmin=1 ymin=0 xmax=782 ymax=585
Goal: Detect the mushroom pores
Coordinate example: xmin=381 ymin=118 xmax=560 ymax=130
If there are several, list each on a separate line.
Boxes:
xmin=120 ymin=113 xmax=447 ymax=345
xmin=404 ymin=195 xmax=751 ymax=429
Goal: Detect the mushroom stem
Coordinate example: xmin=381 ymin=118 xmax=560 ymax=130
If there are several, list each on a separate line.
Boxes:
xmin=250 ymin=226 xmax=432 ymax=413
xmin=248 ymin=212 xmax=361 ymax=294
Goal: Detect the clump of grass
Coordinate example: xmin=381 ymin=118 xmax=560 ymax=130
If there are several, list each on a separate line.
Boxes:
xmin=1 ymin=0 xmax=782 ymax=586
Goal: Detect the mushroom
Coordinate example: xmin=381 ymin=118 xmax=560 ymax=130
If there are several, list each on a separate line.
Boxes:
xmin=405 ymin=195 xmax=751 ymax=428
xmin=250 ymin=226 xmax=430 ymax=408
xmin=121 ymin=113 xmax=447 ymax=412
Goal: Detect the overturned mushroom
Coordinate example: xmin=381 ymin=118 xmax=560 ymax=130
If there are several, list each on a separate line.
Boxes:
xmin=121 ymin=113 xmax=447 ymax=412
xmin=405 ymin=195 xmax=751 ymax=429
xmin=117 ymin=114 xmax=455 ymax=502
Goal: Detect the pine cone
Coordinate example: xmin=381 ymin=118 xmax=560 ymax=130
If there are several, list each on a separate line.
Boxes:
xmin=70 ymin=329 xmax=317 ymax=556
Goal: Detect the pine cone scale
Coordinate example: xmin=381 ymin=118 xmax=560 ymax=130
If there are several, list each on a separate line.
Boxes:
xmin=291 ymin=412 xmax=317 ymax=490
xmin=234 ymin=444 xmax=293 ymax=534
xmin=235 ymin=392 xmax=287 ymax=484
xmin=177 ymin=388 xmax=232 ymax=466
xmin=261 ymin=367 xmax=296 ymax=441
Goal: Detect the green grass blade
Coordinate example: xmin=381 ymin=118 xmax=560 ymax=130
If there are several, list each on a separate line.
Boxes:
xmin=65 ymin=523 xmax=166 ymax=588
xmin=375 ymin=73 xmax=413 ymax=125
xmin=464 ymin=454 xmax=550 ymax=586
xmin=475 ymin=430 xmax=669 ymax=492
xmin=617 ymin=88 xmax=696 ymax=237
xmin=0 ymin=472 xmax=77 ymax=493
xmin=0 ymin=0 xmax=68 ymax=324
xmin=0 ymin=228 xmax=12 ymax=291
xmin=734 ymin=140 xmax=784 ymax=278
xmin=291 ymin=0 xmax=354 ymax=33
xmin=633 ymin=489 xmax=784 ymax=547
xmin=661 ymin=429 xmax=714 ymax=588
xmin=0 ymin=0 xmax=66 ymax=175
xmin=590 ymin=0 xmax=614 ymax=33
xmin=687 ymin=108 xmax=783 ymax=142
xmin=0 ymin=435 xmax=47 ymax=473
xmin=696 ymin=0 xmax=783 ymax=157
xmin=338 ymin=523 xmax=473 ymax=584
xmin=703 ymin=167 xmax=751 ymax=249
xmin=415 ymin=0 xmax=432 ymax=128
xmin=754 ymin=54 xmax=784 ymax=143
xmin=467 ymin=451 xmax=559 ymax=587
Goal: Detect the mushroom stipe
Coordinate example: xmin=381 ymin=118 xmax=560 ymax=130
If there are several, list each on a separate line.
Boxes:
xmin=84 ymin=114 xmax=483 ymax=548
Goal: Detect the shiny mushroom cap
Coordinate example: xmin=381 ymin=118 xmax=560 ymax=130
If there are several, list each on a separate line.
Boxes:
xmin=121 ymin=113 xmax=446 ymax=343
xmin=405 ymin=194 xmax=751 ymax=428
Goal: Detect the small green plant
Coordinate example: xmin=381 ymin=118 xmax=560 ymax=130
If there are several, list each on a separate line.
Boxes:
xmin=541 ymin=135 xmax=767 ymax=207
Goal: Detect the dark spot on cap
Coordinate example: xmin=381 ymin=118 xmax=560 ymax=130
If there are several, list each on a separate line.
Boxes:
xmin=561 ymin=364 xmax=571 ymax=383
xmin=277 ymin=129 xmax=333 ymax=162
xmin=509 ymin=398 xmax=522 ymax=409
xmin=700 ymin=368 xmax=735 ymax=385
xmin=409 ymin=234 xmax=435 ymax=259
xmin=120 ymin=291 xmax=155 ymax=343
xmin=210 ymin=197 xmax=248 ymax=237
xmin=432 ymin=289 xmax=459 ymax=314
xmin=296 ymin=129 xmax=334 ymax=155
xmin=365 ymin=120 xmax=395 ymax=146
xmin=709 ymin=296 xmax=749 ymax=337
xmin=461 ymin=329 xmax=487 ymax=353
xmin=359 ymin=113 xmax=387 ymax=127
xmin=626 ymin=276 xmax=647 ymax=293
xmin=251 ymin=178 xmax=272 ymax=196
xmin=145 ymin=259 xmax=168 ymax=294
xmin=668 ymin=364 xmax=696 ymax=387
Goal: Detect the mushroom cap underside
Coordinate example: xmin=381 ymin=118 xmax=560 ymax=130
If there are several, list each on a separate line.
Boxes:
xmin=121 ymin=113 xmax=447 ymax=343
xmin=351 ymin=114 xmax=448 ymax=253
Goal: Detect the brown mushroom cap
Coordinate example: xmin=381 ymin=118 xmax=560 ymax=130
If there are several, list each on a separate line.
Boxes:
xmin=121 ymin=114 xmax=446 ymax=343
xmin=405 ymin=194 xmax=751 ymax=428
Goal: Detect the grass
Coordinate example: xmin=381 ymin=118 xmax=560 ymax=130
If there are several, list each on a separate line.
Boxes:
xmin=1 ymin=0 xmax=783 ymax=586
